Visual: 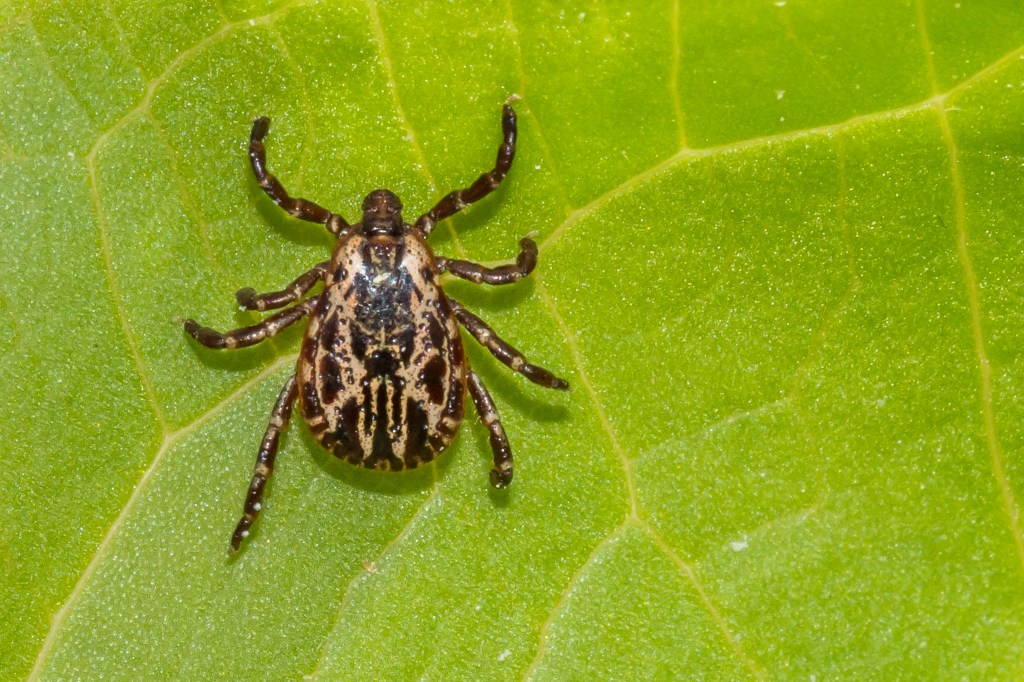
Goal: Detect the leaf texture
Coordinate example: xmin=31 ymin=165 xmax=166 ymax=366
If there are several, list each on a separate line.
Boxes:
xmin=2 ymin=1 xmax=1024 ymax=679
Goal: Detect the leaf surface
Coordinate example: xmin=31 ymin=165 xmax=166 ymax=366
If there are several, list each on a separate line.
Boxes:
xmin=3 ymin=1 xmax=1024 ymax=679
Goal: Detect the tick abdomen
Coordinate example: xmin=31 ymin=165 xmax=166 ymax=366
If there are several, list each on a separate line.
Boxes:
xmin=298 ymin=231 xmax=466 ymax=471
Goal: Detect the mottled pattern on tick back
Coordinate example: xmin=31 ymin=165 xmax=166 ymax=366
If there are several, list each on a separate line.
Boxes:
xmin=183 ymin=104 xmax=571 ymax=554
xmin=298 ymin=232 xmax=466 ymax=471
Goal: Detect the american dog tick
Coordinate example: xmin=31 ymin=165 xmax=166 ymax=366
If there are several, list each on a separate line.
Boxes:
xmin=184 ymin=105 xmax=569 ymax=552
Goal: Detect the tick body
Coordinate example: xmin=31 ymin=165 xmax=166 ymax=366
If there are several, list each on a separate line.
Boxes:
xmin=299 ymin=222 xmax=466 ymax=471
xmin=184 ymin=105 xmax=569 ymax=552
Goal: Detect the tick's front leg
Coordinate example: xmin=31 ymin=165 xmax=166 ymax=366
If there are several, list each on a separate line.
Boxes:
xmin=184 ymin=298 xmax=315 ymax=350
xmin=415 ymin=105 xmax=517 ymax=235
xmin=230 ymin=374 xmax=298 ymax=553
xmin=250 ymin=117 xmax=350 ymax=235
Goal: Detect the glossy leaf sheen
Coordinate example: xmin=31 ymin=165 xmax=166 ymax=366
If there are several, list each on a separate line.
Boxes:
xmin=3 ymin=1 xmax=1024 ymax=679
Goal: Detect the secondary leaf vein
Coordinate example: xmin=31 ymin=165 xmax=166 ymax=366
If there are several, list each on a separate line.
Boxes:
xmin=86 ymin=122 xmax=168 ymax=434
xmin=640 ymin=520 xmax=767 ymax=681
xmin=363 ymin=0 xmax=465 ymax=257
xmin=538 ymin=40 xmax=1024 ymax=257
xmin=915 ymin=1 xmax=1024 ymax=575
xmin=503 ymin=0 xmax=574 ymax=216
xmin=669 ymin=0 xmax=688 ymax=150
xmin=519 ymin=519 xmax=634 ymax=681
xmin=306 ymin=489 xmax=442 ymax=679
xmin=27 ymin=354 xmax=297 ymax=678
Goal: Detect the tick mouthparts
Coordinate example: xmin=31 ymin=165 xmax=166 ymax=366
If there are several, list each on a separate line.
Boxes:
xmin=362 ymin=189 xmax=403 ymax=216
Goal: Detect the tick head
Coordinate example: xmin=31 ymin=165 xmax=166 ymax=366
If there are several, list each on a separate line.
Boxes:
xmin=361 ymin=189 xmax=404 ymax=236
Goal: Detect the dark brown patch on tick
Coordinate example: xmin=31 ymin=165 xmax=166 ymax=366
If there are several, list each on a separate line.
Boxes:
xmin=422 ymin=355 xmax=447 ymax=405
xmin=319 ymin=312 xmax=340 ymax=352
xmin=427 ymin=312 xmax=445 ymax=351
xmin=319 ymin=353 xmax=342 ymax=404
xmin=301 ymin=373 xmax=323 ymax=420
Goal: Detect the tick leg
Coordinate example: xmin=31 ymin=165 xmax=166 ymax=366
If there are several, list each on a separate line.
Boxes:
xmin=449 ymin=298 xmax=570 ymax=390
xmin=467 ymin=369 xmax=514 ymax=488
xmin=415 ymin=105 xmax=517 ymax=236
xmin=437 ymin=237 xmax=537 ymax=285
xmin=236 ymin=261 xmax=328 ymax=311
xmin=230 ymin=374 xmax=298 ymax=553
xmin=184 ymin=298 xmax=315 ymax=349
xmin=250 ymin=117 xmax=350 ymax=235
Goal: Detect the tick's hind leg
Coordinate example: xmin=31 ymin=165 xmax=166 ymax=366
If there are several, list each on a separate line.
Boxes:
xmin=449 ymin=298 xmax=570 ymax=390
xmin=250 ymin=117 xmax=349 ymax=235
xmin=230 ymin=374 xmax=298 ymax=553
xmin=415 ymin=105 xmax=517 ymax=236
xmin=184 ymin=298 xmax=315 ymax=350
xmin=467 ymin=370 xmax=514 ymax=488
xmin=437 ymin=237 xmax=537 ymax=285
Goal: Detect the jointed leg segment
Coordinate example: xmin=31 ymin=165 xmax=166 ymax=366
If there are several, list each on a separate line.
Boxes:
xmin=184 ymin=298 xmax=316 ymax=349
xmin=250 ymin=117 xmax=349 ymax=235
xmin=230 ymin=374 xmax=298 ymax=553
xmin=236 ymin=262 xmax=328 ymax=311
xmin=467 ymin=369 xmax=514 ymax=488
xmin=449 ymin=299 xmax=570 ymax=390
xmin=438 ymin=237 xmax=537 ymax=285
xmin=416 ymin=105 xmax=517 ymax=235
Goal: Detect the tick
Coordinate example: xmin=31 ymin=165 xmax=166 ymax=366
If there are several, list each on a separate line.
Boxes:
xmin=184 ymin=104 xmax=570 ymax=552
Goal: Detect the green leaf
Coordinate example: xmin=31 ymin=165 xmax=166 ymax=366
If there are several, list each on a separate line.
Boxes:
xmin=3 ymin=0 xmax=1024 ymax=679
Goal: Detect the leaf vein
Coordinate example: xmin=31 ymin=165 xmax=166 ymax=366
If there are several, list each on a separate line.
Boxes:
xmin=363 ymin=0 xmax=465 ymax=257
xmin=538 ymin=40 xmax=1024 ymax=257
xmin=503 ymin=0 xmax=574 ymax=217
xmin=27 ymin=354 xmax=297 ymax=679
xmin=146 ymin=113 xmax=235 ymax=293
xmin=784 ymin=137 xmax=860 ymax=402
xmin=84 ymin=1 xmax=315 ymax=191
xmin=936 ymin=101 xmax=1024 ymax=573
xmin=640 ymin=520 xmax=767 ymax=681
xmin=669 ymin=0 xmax=687 ymax=150
xmin=519 ymin=520 xmax=634 ymax=681
xmin=270 ymin=24 xmax=316 ymax=197
xmin=915 ymin=0 xmax=1024 ymax=576
xmin=305 ymin=488 xmax=442 ymax=679
xmin=104 ymin=0 xmax=146 ymax=86
xmin=86 ymin=125 xmax=168 ymax=433
xmin=533 ymin=277 xmax=638 ymax=515
xmin=26 ymin=17 xmax=94 ymax=126
xmin=534 ymin=239 xmax=771 ymax=679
